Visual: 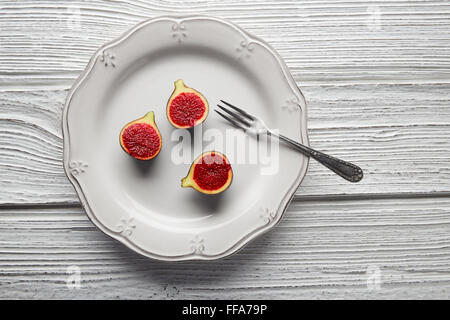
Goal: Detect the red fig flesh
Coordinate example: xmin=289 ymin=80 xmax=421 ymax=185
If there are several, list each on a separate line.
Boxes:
xmin=181 ymin=151 xmax=233 ymax=194
xmin=119 ymin=111 xmax=162 ymax=160
xmin=167 ymin=79 xmax=209 ymax=128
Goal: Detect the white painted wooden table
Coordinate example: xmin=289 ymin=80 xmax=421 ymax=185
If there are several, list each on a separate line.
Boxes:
xmin=1 ymin=0 xmax=450 ymax=299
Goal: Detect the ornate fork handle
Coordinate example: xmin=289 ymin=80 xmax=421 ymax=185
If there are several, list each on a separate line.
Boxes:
xmin=270 ymin=132 xmax=363 ymax=183
xmin=216 ymin=100 xmax=364 ymax=183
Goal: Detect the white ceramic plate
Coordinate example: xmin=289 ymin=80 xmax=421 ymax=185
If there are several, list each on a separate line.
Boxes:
xmin=63 ymin=16 xmax=309 ymax=261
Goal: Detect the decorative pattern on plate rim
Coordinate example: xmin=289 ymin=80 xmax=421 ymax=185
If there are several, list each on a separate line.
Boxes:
xmin=69 ymin=160 xmax=88 ymax=175
xmin=190 ymin=235 xmax=205 ymax=254
xmin=260 ymin=207 xmax=277 ymax=225
xmin=116 ymin=217 xmax=136 ymax=237
xmin=236 ymin=40 xmax=255 ymax=59
xmin=62 ymin=16 xmax=309 ymax=261
xmin=171 ymin=22 xmax=187 ymax=43
xmin=100 ymin=50 xmax=116 ymax=67
xmin=282 ymin=97 xmax=300 ymax=112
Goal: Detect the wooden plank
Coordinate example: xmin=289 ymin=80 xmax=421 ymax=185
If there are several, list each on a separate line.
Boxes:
xmin=0 ymin=1 xmax=449 ymax=88
xmin=1 ymin=0 xmax=450 ymax=204
xmin=1 ymin=83 xmax=450 ymax=204
xmin=0 ymin=0 xmax=449 ymax=301
xmin=0 ymin=196 xmax=449 ymax=299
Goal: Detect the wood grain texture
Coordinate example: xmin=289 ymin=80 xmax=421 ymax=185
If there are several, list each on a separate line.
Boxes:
xmin=1 ymin=0 xmax=450 ymax=299
xmin=1 ymin=0 xmax=450 ymax=203
xmin=2 ymin=83 xmax=450 ymax=204
xmin=0 ymin=0 xmax=450 ymax=87
xmin=1 ymin=197 xmax=449 ymax=299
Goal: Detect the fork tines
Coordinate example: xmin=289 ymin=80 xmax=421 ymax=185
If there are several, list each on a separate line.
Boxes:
xmin=215 ymin=100 xmax=254 ymax=130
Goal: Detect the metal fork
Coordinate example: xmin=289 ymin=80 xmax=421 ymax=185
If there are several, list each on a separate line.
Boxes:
xmin=216 ymin=100 xmax=363 ymax=182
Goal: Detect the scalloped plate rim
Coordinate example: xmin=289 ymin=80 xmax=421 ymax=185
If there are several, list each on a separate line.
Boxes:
xmin=62 ymin=15 xmax=310 ymax=261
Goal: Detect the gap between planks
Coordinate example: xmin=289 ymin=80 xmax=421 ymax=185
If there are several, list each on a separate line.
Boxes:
xmin=2 ymin=191 xmax=450 ymax=211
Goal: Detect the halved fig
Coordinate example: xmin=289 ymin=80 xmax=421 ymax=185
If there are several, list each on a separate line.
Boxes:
xmin=119 ymin=111 xmax=162 ymax=160
xmin=166 ymin=79 xmax=209 ymax=128
xmin=181 ymin=151 xmax=233 ymax=194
